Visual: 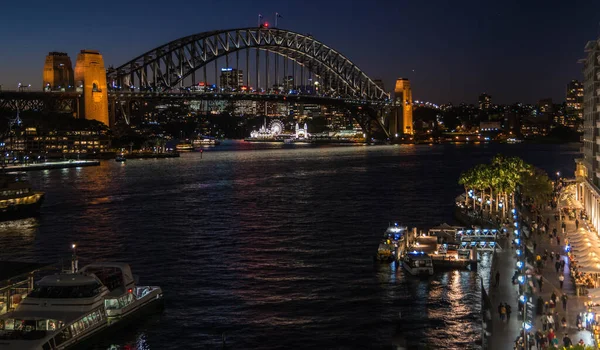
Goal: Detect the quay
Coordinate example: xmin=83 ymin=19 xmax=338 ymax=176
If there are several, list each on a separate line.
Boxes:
xmin=478 ymin=183 xmax=597 ymax=349
xmin=3 ymin=160 xmax=100 ymax=172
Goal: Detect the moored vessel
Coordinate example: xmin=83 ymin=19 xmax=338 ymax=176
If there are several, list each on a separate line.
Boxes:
xmin=0 ymin=175 xmax=44 ymax=221
xmin=0 ymin=247 xmax=163 ymax=349
xmin=401 ymin=251 xmax=434 ymax=276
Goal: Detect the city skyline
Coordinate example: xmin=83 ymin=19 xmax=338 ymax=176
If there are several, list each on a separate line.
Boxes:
xmin=0 ymin=0 xmax=599 ymax=104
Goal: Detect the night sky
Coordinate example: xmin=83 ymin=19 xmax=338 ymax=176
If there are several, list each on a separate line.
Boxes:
xmin=0 ymin=0 xmax=599 ymax=104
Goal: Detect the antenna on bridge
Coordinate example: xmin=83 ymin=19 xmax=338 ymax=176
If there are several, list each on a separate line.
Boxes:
xmin=258 ymin=14 xmax=263 ymax=27
xmin=276 ymin=13 xmax=283 ymax=27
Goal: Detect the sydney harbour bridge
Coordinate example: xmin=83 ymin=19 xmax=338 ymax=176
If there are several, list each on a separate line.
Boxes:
xmin=0 ymin=27 xmax=405 ymax=138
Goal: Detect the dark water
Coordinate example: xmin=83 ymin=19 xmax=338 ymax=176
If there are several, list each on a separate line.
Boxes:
xmin=0 ymin=142 xmax=579 ymax=349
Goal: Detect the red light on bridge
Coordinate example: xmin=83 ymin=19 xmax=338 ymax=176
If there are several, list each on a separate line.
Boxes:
xmin=199 ymin=82 xmax=205 ymax=86
xmin=263 ymin=22 xmax=269 ymax=28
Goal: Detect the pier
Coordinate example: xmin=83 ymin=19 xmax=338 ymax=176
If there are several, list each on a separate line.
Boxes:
xmin=3 ymin=160 xmax=100 ymax=172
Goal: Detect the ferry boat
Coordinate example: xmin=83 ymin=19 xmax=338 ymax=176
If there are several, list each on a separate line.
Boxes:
xmin=0 ymin=252 xmax=163 ymax=349
xmin=401 ymin=251 xmax=434 ymax=276
xmin=376 ymin=224 xmax=407 ymax=262
xmin=175 ymin=143 xmax=194 ymax=151
xmin=0 ymin=175 xmax=44 ymax=221
xmin=192 ymin=138 xmax=220 ymax=146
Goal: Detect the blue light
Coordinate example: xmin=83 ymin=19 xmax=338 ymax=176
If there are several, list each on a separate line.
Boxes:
xmin=514 ymin=229 xmax=519 ymax=236
xmin=516 ymin=249 xmax=522 ymax=256
xmin=514 ymin=222 xmax=518 ymax=228
xmin=517 ymin=261 xmax=524 ymax=269
xmin=519 ymin=295 xmax=526 ymax=303
xmin=524 ymin=322 xmax=532 ymax=331
xmin=518 ymin=275 xmax=525 ymax=284
xmin=512 ymin=209 xmax=516 ymax=214
xmin=515 ymin=238 xmax=520 ymax=245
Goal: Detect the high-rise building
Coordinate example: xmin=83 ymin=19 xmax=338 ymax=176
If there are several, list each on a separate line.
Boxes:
xmin=43 ymin=52 xmax=74 ymax=91
xmin=283 ymin=76 xmax=294 ymax=90
xmin=566 ymin=80 xmax=584 ymax=119
xmin=219 ymin=68 xmax=243 ymax=90
xmin=576 ymin=38 xmax=600 ymax=230
xmin=478 ymin=93 xmax=491 ymax=110
xmin=538 ymin=98 xmax=554 ymax=114
xmin=373 ymin=79 xmax=385 ymax=93
xmin=392 ymin=78 xmax=413 ymax=135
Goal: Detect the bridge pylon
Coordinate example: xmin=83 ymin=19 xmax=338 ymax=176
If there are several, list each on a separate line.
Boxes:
xmin=74 ymin=50 xmax=109 ymax=126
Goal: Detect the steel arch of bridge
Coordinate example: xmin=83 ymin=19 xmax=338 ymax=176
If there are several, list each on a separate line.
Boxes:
xmin=107 ymin=27 xmax=389 ymax=101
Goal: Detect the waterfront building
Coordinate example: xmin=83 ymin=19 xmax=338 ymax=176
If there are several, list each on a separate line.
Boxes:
xmin=219 ymin=68 xmax=243 ymax=90
xmin=567 ymin=80 xmax=584 ymax=118
xmin=3 ymin=127 xmax=109 ymax=157
xmin=576 ymin=37 xmax=600 ymax=230
xmin=479 ymin=121 xmax=501 ymax=132
xmin=392 ymin=78 xmax=413 ymax=135
xmin=478 ymin=93 xmax=491 ymax=110
xmin=43 ymin=52 xmax=74 ymax=91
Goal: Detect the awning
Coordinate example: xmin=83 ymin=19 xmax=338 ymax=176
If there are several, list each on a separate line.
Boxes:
xmin=579 ymin=265 xmax=600 ymax=274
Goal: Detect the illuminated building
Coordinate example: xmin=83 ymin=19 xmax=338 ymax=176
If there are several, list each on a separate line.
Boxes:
xmin=538 ymin=98 xmax=554 ymax=114
xmin=219 ymin=68 xmax=243 ymax=90
xmin=576 ymin=37 xmax=600 ymax=231
xmin=392 ymin=78 xmax=413 ymax=135
xmin=478 ymin=93 xmax=491 ymax=110
xmin=43 ymin=52 xmax=74 ymax=91
xmin=74 ymin=50 xmax=109 ymax=126
xmin=566 ymin=80 xmax=584 ymax=121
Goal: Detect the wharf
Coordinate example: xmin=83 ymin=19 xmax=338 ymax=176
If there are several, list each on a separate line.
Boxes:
xmin=3 ymin=160 xmax=100 ymax=172
xmin=124 ymin=152 xmax=180 ymax=159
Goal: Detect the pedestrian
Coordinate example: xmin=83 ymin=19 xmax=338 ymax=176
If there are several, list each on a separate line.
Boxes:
xmin=535 ymin=330 xmax=543 ymax=349
xmin=537 ymin=296 xmax=544 ymax=315
xmin=576 ymin=219 xmax=579 ymax=230
xmin=561 ymin=316 xmax=567 ymax=329
xmin=551 ymin=292 xmax=557 ymax=304
xmin=495 ymin=271 xmax=500 ymax=287
xmin=539 ymin=277 xmax=544 ymax=292
xmin=547 ymin=328 xmax=555 ymax=344
xmin=500 ymin=303 xmax=507 ymax=322
xmin=548 ymin=313 xmax=555 ymax=330
xmin=550 ymin=251 xmax=554 ymax=262
xmin=533 ymin=241 xmax=538 ymax=252
xmin=576 ymin=314 xmax=583 ymax=330
xmin=498 ymin=303 xmax=503 ymax=320
xmin=564 ymin=335 xmax=573 ymax=347
xmin=560 ymin=259 xmax=565 ymax=271
xmin=555 ymin=260 xmax=561 ymax=273
xmin=559 ymin=274 xmax=564 ymax=289
xmin=506 ymin=303 xmax=512 ymax=321
xmin=562 ymin=294 xmax=568 ymax=311
xmin=542 ymin=313 xmax=548 ymax=331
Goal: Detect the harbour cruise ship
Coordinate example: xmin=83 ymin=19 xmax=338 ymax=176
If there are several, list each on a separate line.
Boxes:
xmin=0 ymin=254 xmax=163 ymax=349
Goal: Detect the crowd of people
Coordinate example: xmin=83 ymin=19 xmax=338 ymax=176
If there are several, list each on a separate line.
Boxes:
xmin=506 ymin=181 xmax=596 ymax=349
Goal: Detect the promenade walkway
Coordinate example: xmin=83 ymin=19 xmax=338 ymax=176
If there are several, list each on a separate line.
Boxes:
xmin=522 ymin=197 xmax=594 ymax=348
xmin=488 ymin=236 xmax=523 ymax=350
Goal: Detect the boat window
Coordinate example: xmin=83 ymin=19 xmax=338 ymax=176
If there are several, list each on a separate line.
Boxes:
xmin=105 ymin=298 xmax=119 ymax=310
xmin=27 ymin=282 xmax=103 ymax=298
xmin=53 ymin=327 xmax=72 ymax=345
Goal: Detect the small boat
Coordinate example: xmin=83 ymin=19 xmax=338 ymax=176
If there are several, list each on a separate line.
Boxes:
xmin=376 ymin=224 xmax=406 ymax=262
xmin=402 ymin=251 xmax=434 ymax=276
xmin=115 ymin=155 xmax=126 ymax=162
xmin=0 ymin=249 xmax=163 ymax=350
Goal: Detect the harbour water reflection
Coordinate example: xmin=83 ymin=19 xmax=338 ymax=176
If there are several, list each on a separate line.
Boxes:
xmin=0 ymin=142 xmax=578 ymax=349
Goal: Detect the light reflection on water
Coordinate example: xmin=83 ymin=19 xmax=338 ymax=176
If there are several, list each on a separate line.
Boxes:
xmin=0 ymin=142 xmax=578 ymax=349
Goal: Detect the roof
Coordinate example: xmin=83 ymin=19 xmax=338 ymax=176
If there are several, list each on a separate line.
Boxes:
xmin=37 ymin=273 xmax=99 ymax=286
xmin=0 ymin=261 xmax=55 ymax=282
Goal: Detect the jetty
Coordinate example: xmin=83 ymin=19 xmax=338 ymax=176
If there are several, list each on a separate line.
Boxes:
xmin=3 ymin=160 xmax=100 ymax=172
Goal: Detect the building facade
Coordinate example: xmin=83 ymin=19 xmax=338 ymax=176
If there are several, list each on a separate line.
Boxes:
xmin=478 ymin=93 xmax=491 ymax=110
xmin=576 ymin=38 xmax=600 ymax=231
xmin=219 ymin=68 xmax=243 ymax=90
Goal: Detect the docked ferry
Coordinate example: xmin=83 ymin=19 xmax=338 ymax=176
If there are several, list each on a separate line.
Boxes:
xmin=376 ymin=224 xmax=407 ymax=262
xmin=0 ymin=257 xmax=163 ymax=349
xmin=402 ymin=251 xmax=434 ymax=276
xmin=0 ymin=175 xmax=44 ymax=221
xmin=192 ymin=138 xmax=220 ymax=146
xmin=175 ymin=143 xmax=194 ymax=151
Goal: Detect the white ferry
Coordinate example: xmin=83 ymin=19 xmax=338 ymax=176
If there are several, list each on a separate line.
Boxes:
xmin=0 ymin=253 xmax=163 ymax=349
xmin=402 ymin=251 xmax=434 ymax=276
